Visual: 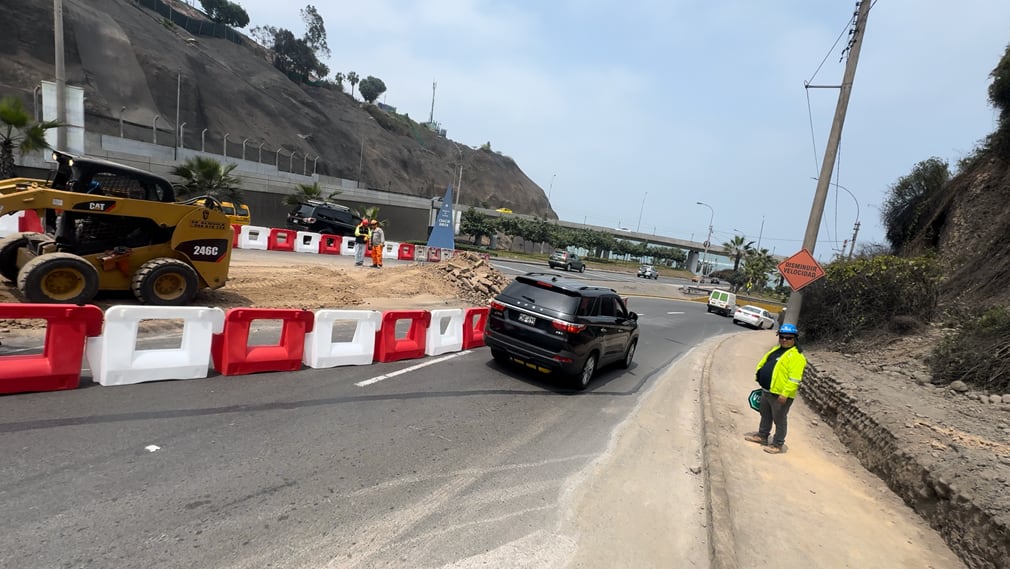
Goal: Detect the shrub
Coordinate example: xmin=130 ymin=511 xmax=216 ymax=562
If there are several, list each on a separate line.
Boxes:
xmin=928 ymin=307 xmax=1010 ymax=392
xmin=798 ymin=255 xmax=941 ymax=343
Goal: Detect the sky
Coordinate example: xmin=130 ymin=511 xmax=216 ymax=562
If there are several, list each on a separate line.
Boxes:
xmin=210 ymin=0 xmax=1010 ymax=261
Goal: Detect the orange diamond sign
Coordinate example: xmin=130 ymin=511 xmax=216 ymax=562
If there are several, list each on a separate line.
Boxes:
xmin=777 ymin=249 xmax=825 ymax=291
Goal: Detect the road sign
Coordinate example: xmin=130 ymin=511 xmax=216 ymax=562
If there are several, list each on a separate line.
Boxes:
xmin=777 ymin=249 xmax=825 ymax=291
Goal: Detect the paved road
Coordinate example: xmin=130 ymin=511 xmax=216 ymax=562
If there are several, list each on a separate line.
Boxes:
xmin=0 ymin=292 xmax=737 ymax=568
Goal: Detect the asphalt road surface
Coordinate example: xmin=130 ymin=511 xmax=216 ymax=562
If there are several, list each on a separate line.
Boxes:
xmin=0 ymin=273 xmax=738 ymax=568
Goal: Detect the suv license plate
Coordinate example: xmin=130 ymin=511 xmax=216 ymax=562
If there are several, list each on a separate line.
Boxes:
xmin=517 ymin=313 xmax=536 ymax=326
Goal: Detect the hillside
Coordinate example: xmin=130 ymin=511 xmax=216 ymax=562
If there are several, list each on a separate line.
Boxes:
xmin=0 ymin=0 xmax=556 ymax=217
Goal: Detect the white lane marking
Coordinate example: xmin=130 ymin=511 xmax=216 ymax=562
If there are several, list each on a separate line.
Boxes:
xmin=145 ymin=445 xmax=161 ymax=452
xmin=667 ymin=311 xmax=685 ymax=315
xmin=356 ymin=350 xmax=472 ymax=387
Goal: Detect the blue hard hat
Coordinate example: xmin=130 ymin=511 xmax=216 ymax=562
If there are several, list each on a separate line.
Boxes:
xmin=779 ymin=323 xmax=798 ymax=335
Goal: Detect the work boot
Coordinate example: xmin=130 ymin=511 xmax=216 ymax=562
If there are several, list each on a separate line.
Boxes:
xmin=763 ymin=444 xmax=785 ymax=454
xmin=743 ymin=433 xmax=767 ymax=445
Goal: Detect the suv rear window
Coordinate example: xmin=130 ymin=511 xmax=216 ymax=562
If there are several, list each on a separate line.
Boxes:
xmin=501 ymin=278 xmax=581 ymax=314
xmin=292 ymin=205 xmax=315 ymax=217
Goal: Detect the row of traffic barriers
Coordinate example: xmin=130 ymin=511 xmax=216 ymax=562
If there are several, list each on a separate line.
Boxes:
xmin=0 ymin=217 xmax=488 ymax=263
xmin=0 ymin=303 xmax=490 ymax=395
xmin=230 ymin=224 xmax=488 ymax=262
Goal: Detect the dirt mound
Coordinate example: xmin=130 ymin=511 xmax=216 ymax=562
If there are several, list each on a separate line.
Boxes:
xmin=0 ymin=253 xmax=509 ymax=336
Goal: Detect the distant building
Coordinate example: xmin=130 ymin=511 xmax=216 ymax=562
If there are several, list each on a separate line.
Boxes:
xmin=377 ymin=102 xmax=397 ymax=113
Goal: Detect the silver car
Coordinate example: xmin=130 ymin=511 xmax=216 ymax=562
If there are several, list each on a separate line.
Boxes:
xmin=637 ymin=265 xmax=658 ymax=279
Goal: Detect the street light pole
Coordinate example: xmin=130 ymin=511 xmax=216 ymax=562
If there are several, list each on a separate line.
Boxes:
xmin=636 ymin=192 xmax=648 ymax=233
xmin=54 ymin=0 xmax=67 ymax=151
xmin=696 ymin=201 xmax=714 ymax=275
xmin=548 ymin=173 xmax=556 ymax=200
xmin=809 ymin=177 xmax=861 ymax=258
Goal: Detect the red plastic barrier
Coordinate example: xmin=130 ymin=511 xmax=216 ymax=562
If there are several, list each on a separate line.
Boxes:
xmin=397 ymin=243 xmax=415 ymax=261
xmin=267 ymin=228 xmax=297 ymax=252
xmin=0 ymin=304 xmax=104 ymax=394
xmin=373 ymin=310 xmax=431 ymax=363
xmin=232 ymin=224 xmax=241 ymax=248
xmin=427 ymin=247 xmax=441 ymax=262
xmin=462 ymin=307 xmax=489 ymax=349
xmin=210 ymin=308 xmax=314 ymax=376
xmin=318 ymin=234 xmax=342 ymax=255
xmin=19 ymin=210 xmax=43 ymax=233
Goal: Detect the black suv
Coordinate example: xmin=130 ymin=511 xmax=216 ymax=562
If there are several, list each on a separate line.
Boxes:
xmin=548 ymin=249 xmax=586 ymax=272
xmin=484 ymin=272 xmax=639 ymax=389
xmin=286 ymin=200 xmax=358 ymax=236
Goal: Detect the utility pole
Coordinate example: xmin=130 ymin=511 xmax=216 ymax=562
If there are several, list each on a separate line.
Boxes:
xmin=54 ymin=0 xmax=67 ymax=151
xmin=785 ymin=0 xmax=871 ymax=326
xmin=848 ymin=221 xmax=861 ymax=259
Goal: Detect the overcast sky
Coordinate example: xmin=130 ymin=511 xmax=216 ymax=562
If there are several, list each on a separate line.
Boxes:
xmin=221 ymin=0 xmax=1009 ymax=260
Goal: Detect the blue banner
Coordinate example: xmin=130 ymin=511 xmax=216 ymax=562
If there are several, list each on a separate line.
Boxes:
xmin=427 ymin=185 xmax=456 ymax=250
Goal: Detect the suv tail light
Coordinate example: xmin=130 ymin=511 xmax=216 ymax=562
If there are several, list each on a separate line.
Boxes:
xmin=551 ymin=320 xmax=586 ymax=334
xmin=490 ymin=300 xmax=505 ymax=312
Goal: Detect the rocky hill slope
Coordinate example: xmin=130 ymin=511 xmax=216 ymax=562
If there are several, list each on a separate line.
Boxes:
xmin=0 ymin=0 xmax=556 ymax=217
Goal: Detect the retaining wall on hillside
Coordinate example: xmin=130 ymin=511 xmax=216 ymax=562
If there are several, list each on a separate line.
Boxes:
xmin=802 ymin=364 xmax=1010 ymax=569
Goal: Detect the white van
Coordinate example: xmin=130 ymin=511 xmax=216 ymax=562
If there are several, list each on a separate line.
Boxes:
xmin=707 ymin=290 xmax=737 ymax=316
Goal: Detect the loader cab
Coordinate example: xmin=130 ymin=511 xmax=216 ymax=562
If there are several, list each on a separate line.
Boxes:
xmin=51 ymin=151 xmax=175 ymax=202
xmin=47 ymin=152 xmax=176 ymax=254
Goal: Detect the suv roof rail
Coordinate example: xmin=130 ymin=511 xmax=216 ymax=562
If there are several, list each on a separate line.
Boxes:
xmin=302 ymin=198 xmax=351 ymax=210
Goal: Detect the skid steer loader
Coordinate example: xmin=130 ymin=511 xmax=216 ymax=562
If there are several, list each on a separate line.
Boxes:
xmin=0 ymin=152 xmax=232 ymax=305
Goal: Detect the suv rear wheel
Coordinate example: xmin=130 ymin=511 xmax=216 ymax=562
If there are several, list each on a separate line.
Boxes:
xmin=572 ymin=352 xmax=598 ymax=390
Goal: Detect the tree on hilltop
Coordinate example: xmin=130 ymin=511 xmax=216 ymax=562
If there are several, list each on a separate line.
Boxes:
xmin=200 ymin=0 xmax=250 ymax=28
xmin=358 ymin=76 xmax=387 ymax=104
xmin=250 ymin=4 xmax=330 ymax=83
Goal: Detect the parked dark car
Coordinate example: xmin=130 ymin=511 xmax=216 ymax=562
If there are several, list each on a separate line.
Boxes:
xmin=484 ymin=272 xmax=639 ymax=389
xmin=548 ymin=249 xmax=586 ymax=272
xmin=286 ymin=200 xmax=357 ymax=236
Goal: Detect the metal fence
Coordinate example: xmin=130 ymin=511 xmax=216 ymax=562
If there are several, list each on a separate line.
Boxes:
xmin=134 ymin=0 xmax=243 ymax=45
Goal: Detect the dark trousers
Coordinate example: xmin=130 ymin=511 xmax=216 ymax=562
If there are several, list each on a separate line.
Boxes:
xmin=757 ymin=390 xmax=794 ymax=446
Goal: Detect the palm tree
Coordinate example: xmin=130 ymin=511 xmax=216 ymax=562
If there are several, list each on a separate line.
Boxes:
xmin=0 ymin=96 xmax=60 ymax=179
xmin=171 ymin=156 xmax=243 ymax=203
xmin=347 ymin=71 xmax=359 ymax=99
xmin=354 ymin=205 xmax=388 ymax=227
xmin=741 ymin=248 xmax=777 ymax=291
xmin=282 ymin=181 xmax=341 ymax=206
xmin=723 ymin=235 xmax=755 ymax=271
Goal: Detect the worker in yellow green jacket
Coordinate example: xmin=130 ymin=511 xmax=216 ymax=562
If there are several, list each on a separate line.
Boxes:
xmin=744 ymin=323 xmax=807 ymax=454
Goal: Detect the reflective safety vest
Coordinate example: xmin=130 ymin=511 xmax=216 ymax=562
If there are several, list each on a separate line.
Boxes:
xmin=754 ymin=345 xmax=807 ymax=399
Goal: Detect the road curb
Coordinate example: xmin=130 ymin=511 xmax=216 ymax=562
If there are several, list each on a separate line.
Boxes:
xmin=700 ymin=335 xmax=740 ymax=569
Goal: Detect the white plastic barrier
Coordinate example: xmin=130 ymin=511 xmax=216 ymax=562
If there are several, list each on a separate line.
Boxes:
xmin=439 ymin=248 xmax=454 ymax=261
xmin=0 ymin=211 xmax=25 ymax=238
xmin=425 ymin=308 xmax=464 ymax=356
xmin=303 ymin=309 xmax=383 ymax=368
xmin=383 ymin=241 xmax=399 ymax=257
xmin=341 ymin=237 xmax=357 ymax=256
xmin=295 ymin=231 xmax=322 ymax=254
xmin=85 ymin=305 xmax=226 ymax=386
xmin=238 ymin=225 xmax=269 ymax=250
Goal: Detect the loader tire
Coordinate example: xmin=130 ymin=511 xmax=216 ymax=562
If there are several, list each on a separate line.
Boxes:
xmin=0 ymin=232 xmax=48 ymax=283
xmin=131 ymin=258 xmax=199 ymax=305
xmin=17 ymin=252 xmax=99 ymax=304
